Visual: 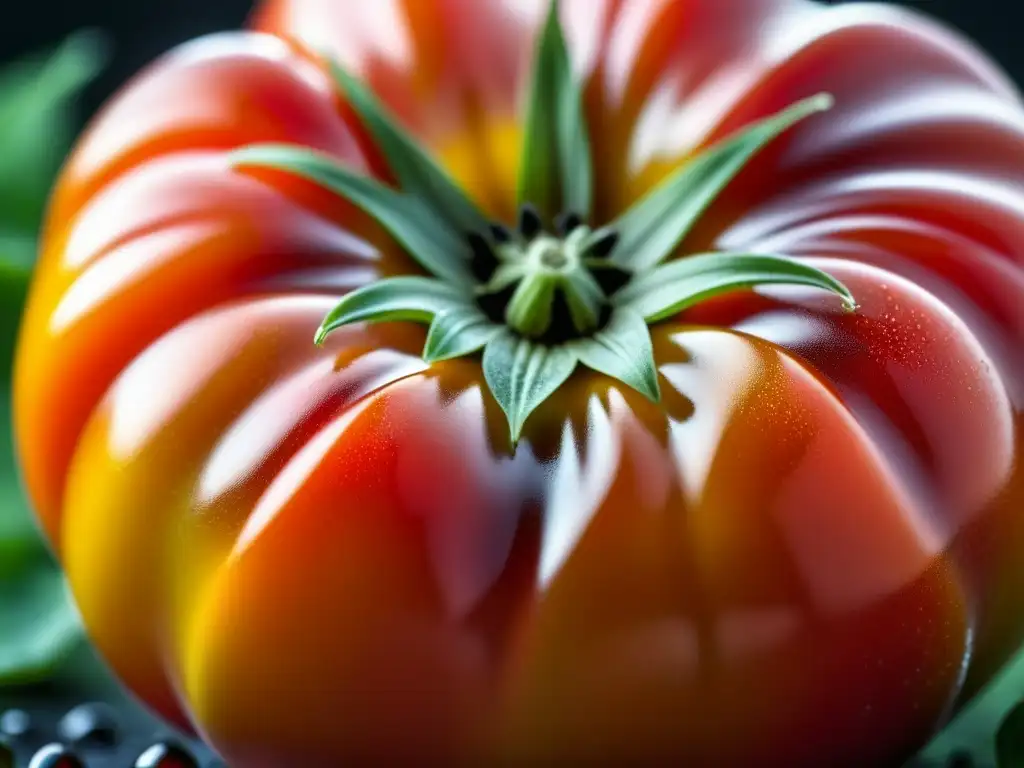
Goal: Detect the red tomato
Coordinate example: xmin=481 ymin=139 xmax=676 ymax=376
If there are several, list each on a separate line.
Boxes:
xmin=13 ymin=1 xmax=1024 ymax=765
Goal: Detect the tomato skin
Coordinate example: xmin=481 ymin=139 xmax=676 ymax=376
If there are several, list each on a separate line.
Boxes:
xmin=13 ymin=1 xmax=1024 ymax=765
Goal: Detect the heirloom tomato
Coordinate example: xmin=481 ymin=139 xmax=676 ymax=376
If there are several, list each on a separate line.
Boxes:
xmin=12 ymin=0 xmax=1024 ymax=765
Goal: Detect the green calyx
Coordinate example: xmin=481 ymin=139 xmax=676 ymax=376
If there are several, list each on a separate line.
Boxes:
xmin=495 ymin=222 xmax=603 ymax=340
xmin=229 ymin=0 xmax=856 ymax=443
xmin=474 ymin=207 xmax=619 ymax=342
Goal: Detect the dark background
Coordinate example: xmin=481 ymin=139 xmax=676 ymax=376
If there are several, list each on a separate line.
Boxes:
xmin=0 ymin=0 xmax=1020 ymax=121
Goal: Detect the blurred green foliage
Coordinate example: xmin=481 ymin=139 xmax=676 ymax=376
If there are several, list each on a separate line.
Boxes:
xmin=0 ymin=31 xmax=106 ymax=245
xmin=0 ymin=31 xmax=106 ymax=685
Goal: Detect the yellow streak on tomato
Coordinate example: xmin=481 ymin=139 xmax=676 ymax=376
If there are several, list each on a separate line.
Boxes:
xmin=436 ymin=116 xmax=523 ymax=223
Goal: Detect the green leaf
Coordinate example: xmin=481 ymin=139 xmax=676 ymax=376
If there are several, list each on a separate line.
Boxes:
xmin=572 ymin=309 xmax=660 ymax=402
xmin=424 ymin=307 xmax=502 ymax=363
xmin=314 ymin=276 xmax=466 ymax=344
xmin=482 ymin=332 xmax=578 ymax=442
xmin=561 ymin=268 xmax=605 ymax=335
xmin=231 ymin=145 xmax=475 ymax=287
xmin=0 ymin=387 xmax=83 ymax=685
xmin=328 ymin=61 xmax=489 ymax=237
xmin=0 ymin=464 xmax=99 ymax=685
xmin=0 ymin=392 xmax=39 ymax=578
xmin=0 ymin=254 xmax=31 ymax=385
xmin=517 ymin=0 xmax=593 ymax=219
xmin=614 ymin=251 xmax=857 ymax=322
xmin=0 ymin=30 xmax=108 ymax=234
xmin=610 ymin=94 xmax=833 ymax=270
xmin=0 ymin=33 xmax=101 ymax=687
xmin=479 ymin=262 xmax=528 ymax=294
xmin=505 ymin=273 xmax=558 ymax=339
xmin=0 ymin=560 xmax=83 ymax=685
xmin=0 ymin=230 xmax=36 ymax=273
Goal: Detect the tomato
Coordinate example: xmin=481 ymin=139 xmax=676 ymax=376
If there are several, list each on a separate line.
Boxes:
xmin=13 ymin=0 xmax=1024 ymax=765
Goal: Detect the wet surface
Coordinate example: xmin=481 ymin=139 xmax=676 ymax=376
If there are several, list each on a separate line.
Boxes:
xmin=0 ymin=649 xmax=220 ymax=768
xmin=0 ymin=642 xmax=1006 ymax=767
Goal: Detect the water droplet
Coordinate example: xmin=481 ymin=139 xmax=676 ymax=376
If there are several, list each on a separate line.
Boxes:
xmin=134 ymin=742 xmax=199 ymax=768
xmin=58 ymin=702 xmax=120 ymax=748
xmin=0 ymin=710 xmax=31 ymax=739
xmin=28 ymin=744 xmax=84 ymax=768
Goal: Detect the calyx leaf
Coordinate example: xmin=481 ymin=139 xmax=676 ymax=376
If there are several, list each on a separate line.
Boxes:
xmin=572 ymin=310 xmax=660 ymax=402
xmin=328 ymin=60 xmax=489 ymax=236
xmin=614 ymin=251 xmax=857 ymax=321
xmin=425 ymin=306 xmax=502 ymax=363
xmin=230 ymin=144 xmax=475 ymax=287
xmin=314 ymin=276 xmax=467 ymax=344
xmin=609 ymin=94 xmax=833 ymax=270
xmin=483 ymin=332 xmax=578 ymax=442
xmin=517 ymin=0 xmax=593 ymax=219
xmin=229 ymin=4 xmax=856 ymax=447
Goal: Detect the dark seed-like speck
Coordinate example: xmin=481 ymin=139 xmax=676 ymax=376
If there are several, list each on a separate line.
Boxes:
xmin=946 ymin=752 xmax=973 ymax=768
xmin=28 ymin=744 xmax=84 ymax=768
xmin=0 ymin=709 xmax=31 ymax=739
xmin=135 ymin=742 xmax=199 ymax=768
xmin=0 ymin=740 xmax=13 ymax=768
xmin=58 ymin=702 xmax=120 ymax=748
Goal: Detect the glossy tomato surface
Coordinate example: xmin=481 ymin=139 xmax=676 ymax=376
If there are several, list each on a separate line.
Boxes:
xmin=13 ymin=0 xmax=1024 ymax=765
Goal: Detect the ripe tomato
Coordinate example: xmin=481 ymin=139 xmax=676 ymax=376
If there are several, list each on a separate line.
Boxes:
xmin=13 ymin=0 xmax=1024 ymax=765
